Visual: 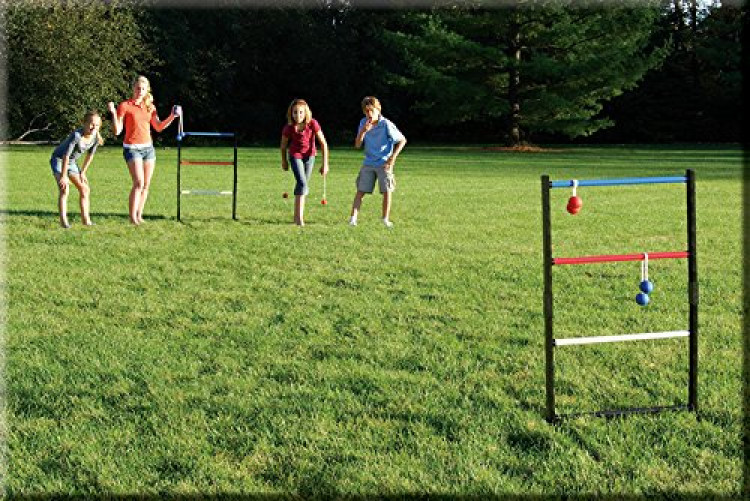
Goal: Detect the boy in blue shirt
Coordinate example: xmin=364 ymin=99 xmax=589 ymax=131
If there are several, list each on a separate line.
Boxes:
xmin=349 ymin=96 xmax=407 ymax=228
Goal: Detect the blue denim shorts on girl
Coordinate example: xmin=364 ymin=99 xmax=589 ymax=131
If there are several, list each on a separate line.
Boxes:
xmin=50 ymin=157 xmax=80 ymax=176
xmin=123 ymin=145 xmax=156 ymax=162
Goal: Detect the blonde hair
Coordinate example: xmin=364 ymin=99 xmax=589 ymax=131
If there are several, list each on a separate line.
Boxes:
xmin=133 ymin=75 xmax=155 ymax=113
xmin=361 ymin=96 xmax=382 ymax=113
xmin=83 ymin=109 xmax=104 ymax=146
xmin=286 ymin=99 xmax=312 ymax=126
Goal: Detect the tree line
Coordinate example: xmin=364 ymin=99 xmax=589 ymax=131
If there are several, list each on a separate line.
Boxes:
xmin=3 ymin=0 xmax=742 ymax=146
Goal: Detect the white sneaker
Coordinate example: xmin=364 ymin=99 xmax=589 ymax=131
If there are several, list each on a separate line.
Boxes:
xmin=349 ymin=217 xmax=357 ymax=226
xmin=382 ymin=218 xmax=394 ymax=228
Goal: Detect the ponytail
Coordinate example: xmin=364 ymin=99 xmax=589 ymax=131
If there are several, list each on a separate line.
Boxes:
xmin=144 ymin=91 xmax=155 ymax=113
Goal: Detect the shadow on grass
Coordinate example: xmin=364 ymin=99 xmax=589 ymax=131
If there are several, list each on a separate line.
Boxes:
xmin=3 ymin=494 xmax=730 ymax=500
xmin=0 ymin=209 xmax=169 ymax=222
xmin=0 ymin=209 xmax=326 ymax=227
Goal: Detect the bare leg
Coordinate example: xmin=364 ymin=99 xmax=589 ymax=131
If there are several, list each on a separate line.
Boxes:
xmin=55 ymin=173 xmax=70 ymax=227
xmin=382 ymin=191 xmax=392 ymax=220
xmin=127 ymin=159 xmax=144 ymax=225
xmin=351 ymin=191 xmax=365 ymax=218
xmin=69 ymin=175 xmax=92 ymax=225
xmin=137 ymin=159 xmax=156 ymax=223
xmin=297 ymin=195 xmax=306 ymax=226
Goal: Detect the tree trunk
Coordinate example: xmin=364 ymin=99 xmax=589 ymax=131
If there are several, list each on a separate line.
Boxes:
xmin=688 ymin=0 xmax=701 ymax=124
xmin=507 ymin=14 xmax=522 ymax=146
xmin=674 ymin=0 xmax=686 ymax=50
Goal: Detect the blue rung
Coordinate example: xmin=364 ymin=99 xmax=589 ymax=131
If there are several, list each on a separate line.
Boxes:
xmin=178 ymin=131 xmax=234 ymax=140
xmin=550 ymin=176 xmax=687 ymax=188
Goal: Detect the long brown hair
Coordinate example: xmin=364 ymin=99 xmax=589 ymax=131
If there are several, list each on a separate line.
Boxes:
xmin=286 ymin=99 xmax=312 ymax=127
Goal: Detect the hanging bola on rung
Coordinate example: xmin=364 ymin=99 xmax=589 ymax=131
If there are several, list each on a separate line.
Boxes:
xmin=567 ymin=179 xmax=583 ymax=214
xmin=636 ymin=252 xmax=654 ymax=306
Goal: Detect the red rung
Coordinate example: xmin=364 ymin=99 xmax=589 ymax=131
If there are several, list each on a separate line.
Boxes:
xmin=180 ymin=161 xmax=234 ymax=166
xmin=553 ymin=251 xmax=689 ymax=265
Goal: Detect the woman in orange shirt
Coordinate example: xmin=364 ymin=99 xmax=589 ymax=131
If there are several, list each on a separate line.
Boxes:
xmin=108 ymin=75 xmax=179 ymax=225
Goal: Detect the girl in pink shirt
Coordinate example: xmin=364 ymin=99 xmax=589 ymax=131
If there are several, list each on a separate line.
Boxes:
xmin=280 ymin=99 xmax=329 ymax=226
xmin=108 ymin=75 xmax=179 ymax=225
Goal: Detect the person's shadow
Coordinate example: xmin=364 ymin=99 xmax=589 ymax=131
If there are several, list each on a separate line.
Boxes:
xmin=0 ymin=209 xmax=168 ymax=221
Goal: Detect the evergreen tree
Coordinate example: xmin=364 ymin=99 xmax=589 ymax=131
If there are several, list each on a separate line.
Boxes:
xmin=383 ymin=1 xmax=668 ymax=145
xmin=692 ymin=2 xmax=742 ymax=141
xmin=595 ymin=0 xmax=741 ymax=143
xmin=144 ymin=5 xmax=390 ymax=144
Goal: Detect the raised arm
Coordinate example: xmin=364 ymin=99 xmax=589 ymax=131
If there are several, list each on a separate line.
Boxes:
xmin=355 ymin=119 xmax=374 ymax=149
xmin=108 ymin=102 xmax=123 ymax=136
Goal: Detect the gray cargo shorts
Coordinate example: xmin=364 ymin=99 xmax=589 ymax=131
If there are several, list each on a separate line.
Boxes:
xmin=356 ymin=165 xmax=395 ymax=194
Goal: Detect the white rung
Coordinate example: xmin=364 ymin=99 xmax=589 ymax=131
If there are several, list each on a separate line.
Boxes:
xmin=554 ymin=330 xmax=690 ymax=346
xmin=181 ymin=190 xmax=232 ymax=196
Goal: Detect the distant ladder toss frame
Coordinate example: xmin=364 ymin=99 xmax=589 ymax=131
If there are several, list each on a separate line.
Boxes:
xmin=541 ymin=170 xmax=698 ymax=422
xmin=177 ymin=131 xmax=238 ymax=221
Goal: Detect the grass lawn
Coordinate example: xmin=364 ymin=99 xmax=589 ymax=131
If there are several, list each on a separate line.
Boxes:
xmin=0 ymin=143 xmax=743 ymax=496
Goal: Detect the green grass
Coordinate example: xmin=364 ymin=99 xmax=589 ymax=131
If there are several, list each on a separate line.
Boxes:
xmin=1 ymin=143 xmax=743 ymax=496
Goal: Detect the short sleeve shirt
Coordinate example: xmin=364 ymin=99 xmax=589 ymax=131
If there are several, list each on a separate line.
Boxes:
xmin=358 ymin=117 xmax=405 ymax=167
xmin=51 ymin=128 xmax=98 ymax=163
xmin=282 ymin=119 xmax=321 ymax=159
xmin=117 ymin=99 xmax=157 ymax=146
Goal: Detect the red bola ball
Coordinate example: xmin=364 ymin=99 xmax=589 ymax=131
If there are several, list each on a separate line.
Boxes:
xmin=321 ymin=199 xmax=328 ymax=205
xmin=567 ymin=196 xmax=582 ymax=214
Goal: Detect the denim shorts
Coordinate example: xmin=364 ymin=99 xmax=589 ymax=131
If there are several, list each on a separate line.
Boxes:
xmin=123 ymin=145 xmax=156 ymax=162
xmin=356 ymin=165 xmax=395 ymax=194
xmin=50 ymin=157 xmax=80 ymax=176
xmin=289 ymin=156 xmax=316 ymax=196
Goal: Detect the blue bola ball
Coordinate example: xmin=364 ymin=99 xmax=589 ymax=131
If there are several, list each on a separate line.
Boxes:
xmin=636 ymin=292 xmax=650 ymax=306
xmin=639 ymin=280 xmax=654 ymax=294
